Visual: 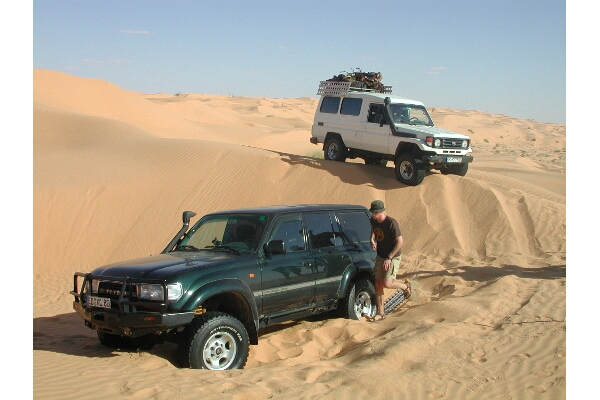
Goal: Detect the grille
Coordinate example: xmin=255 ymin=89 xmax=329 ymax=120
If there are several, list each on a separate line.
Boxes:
xmin=97 ymin=281 xmax=138 ymax=300
xmin=441 ymin=139 xmax=466 ymax=148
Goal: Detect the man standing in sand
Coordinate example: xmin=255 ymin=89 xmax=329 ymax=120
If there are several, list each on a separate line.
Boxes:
xmin=367 ymin=200 xmax=411 ymax=322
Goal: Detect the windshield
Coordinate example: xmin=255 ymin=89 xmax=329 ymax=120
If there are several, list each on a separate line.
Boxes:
xmin=389 ymin=104 xmax=433 ymax=126
xmin=177 ymin=213 xmax=267 ymax=253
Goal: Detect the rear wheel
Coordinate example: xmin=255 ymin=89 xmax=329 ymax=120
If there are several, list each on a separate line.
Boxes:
xmin=395 ymin=153 xmax=426 ymax=186
xmin=342 ymin=279 xmax=377 ymax=320
xmin=178 ymin=312 xmax=249 ymax=370
xmin=324 ymin=136 xmax=347 ymax=162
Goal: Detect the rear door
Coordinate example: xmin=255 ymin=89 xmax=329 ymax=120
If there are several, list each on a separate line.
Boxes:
xmin=304 ymin=211 xmax=352 ymax=305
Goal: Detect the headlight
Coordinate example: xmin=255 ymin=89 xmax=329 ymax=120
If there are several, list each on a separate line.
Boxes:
xmin=434 ymin=138 xmax=441 ymax=147
xmin=91 ymin=279 xmax=100 ymax=294
xmin=461 ymin=140 xmax=468 ymax=148
xmin=167 ymin=283 xmax=183 ymax=302
xmin=137 ymin=284 xmax=165 ymax=301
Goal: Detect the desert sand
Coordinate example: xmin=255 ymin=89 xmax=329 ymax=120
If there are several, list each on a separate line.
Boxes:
xmin=33 ymin=69 xmax=566 ymax=399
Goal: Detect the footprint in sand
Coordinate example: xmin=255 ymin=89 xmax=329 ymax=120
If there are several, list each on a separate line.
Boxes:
xmin=507 ymin=352 xmax=531 ymax=364
xmin=527 ymin=385 xmax=547 ymax=394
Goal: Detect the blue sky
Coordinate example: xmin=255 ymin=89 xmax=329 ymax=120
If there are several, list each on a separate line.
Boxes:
xmin=32 ymin=0 xmax=566 ymax=124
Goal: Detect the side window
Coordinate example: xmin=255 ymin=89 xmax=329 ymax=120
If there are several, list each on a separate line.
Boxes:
xmin=340 ymin=98 xmax=363 ymax=116
xmin=337 ymin=211 xmax=371 ymax=245
xmin=319 ymin=96 xmax=341 ymax=113
xmin=268 ymin=213 xmax=306 ymax=252
xmin=304 ymin=212 xmax=341 ymax=249
xmin=367 ymin=104 xmax=387 ymax=124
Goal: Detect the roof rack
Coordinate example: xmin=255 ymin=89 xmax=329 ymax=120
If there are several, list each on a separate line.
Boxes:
xmin=317 ymin=81 xmax=392 ymax=96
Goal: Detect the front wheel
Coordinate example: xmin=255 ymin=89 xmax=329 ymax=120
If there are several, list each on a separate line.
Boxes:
xmin=342 ymin=279 xmax=377 ymax=320
xmin=324 ymin=136 xmax=347 ymax=162
xmin=178 ymin=312 xmax=250 ymax=370
xmin=395 ymin=153 xmax=426 ymax=186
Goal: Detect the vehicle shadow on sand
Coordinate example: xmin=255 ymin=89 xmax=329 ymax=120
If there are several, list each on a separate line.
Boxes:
xmin=259 ymin=147 xmax=420 ymax=189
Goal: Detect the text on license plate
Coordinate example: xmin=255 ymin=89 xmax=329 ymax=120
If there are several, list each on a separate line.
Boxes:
xmin=447 ymin=157 xmax=462 ymax=163
xmin=89 ymin=296 xmax=111 ymax=309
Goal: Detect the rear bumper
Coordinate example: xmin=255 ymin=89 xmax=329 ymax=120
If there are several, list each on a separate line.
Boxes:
xmin=73 ymin=301 xmax=195 ymax=337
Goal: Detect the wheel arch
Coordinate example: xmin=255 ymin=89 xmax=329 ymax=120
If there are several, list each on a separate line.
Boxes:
xmin=323 ymin=132 xmax=344 ymax=149
xmin=337 ymin=260 xmax=375 ymax=300
xmin=395 ymin=142 xmax=422 ymax=159
xmin=181 ymin=279 xmax=259 ymax=345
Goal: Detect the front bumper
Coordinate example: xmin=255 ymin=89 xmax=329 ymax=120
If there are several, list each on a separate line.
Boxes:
xmin=73 ymin=301 xmax=195 ymax=337
xmin=424 ymin=154 xmax=474 ymax=164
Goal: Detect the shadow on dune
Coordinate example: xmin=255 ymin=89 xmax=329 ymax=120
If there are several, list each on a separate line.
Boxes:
xmin=261 ymin=147 xmax=421 ymax=189
xmin=411 ymin=264 xmax=566 ymax=282
xmin=33 ymin=311 xmax=180 ymax=365
xmin=33 ymin=306 xmax=336 ymax=366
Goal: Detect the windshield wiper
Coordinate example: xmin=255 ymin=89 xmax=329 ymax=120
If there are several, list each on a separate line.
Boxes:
xmin=205 ymin=245 xmax=243 ymax=255
xmin=175 ymin=245 xmax=202 ymax=252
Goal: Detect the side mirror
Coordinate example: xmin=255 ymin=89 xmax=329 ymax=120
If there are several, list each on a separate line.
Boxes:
xmin=264 ymin=240 xmax=286 ymax=255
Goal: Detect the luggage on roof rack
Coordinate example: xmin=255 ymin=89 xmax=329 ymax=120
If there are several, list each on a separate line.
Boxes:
xmin=317 ymin=81 xmax=393 ymax=96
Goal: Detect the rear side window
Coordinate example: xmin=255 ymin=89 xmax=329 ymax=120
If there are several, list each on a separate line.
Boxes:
xmin=337 ymin=211 xmax=371 ymax=244
xmin=319 ymin=96 xmax=340 ymax=113
xmin=340 ymin=98 xmax=363 ymax=116
xmin=304 ymin=212 xmax=341 ymax=248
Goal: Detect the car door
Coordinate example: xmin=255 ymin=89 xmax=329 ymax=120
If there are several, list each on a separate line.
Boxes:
xmin=361 ymin=103 xmax=391 ymax=154
xmin=259 ymin=212 xmax=315 ymax=316
xmin=304 ymin=211 xmax=351 ymax=305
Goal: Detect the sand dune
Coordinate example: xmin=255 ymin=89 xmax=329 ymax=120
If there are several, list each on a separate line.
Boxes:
xmin=33 ymin=69 xmax=566 ymax=399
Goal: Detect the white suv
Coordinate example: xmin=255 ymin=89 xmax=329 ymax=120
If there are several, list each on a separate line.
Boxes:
xmin=310 ymin=81 xmax=473 ymax=186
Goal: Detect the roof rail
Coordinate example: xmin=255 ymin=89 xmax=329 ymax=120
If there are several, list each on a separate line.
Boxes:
xmin=317 ymin=81 xmax=392 ymax=96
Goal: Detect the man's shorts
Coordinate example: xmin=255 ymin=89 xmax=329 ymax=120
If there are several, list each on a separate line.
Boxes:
xmin=374 ymin=255 xmax=402 ymax=280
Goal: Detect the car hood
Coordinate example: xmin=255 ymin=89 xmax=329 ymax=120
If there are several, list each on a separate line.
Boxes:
xmin=395 ymin=124 xmax=469 ymax=139
xmin=90 ymin=251 xmax=243 ymax=280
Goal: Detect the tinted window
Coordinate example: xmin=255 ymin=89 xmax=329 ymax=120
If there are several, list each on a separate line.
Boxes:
xmin=305 ymin=212 xmax=339 ymax=249
xmin=267 ymin=213 xmax=306 ymax=252
xmin=340 ymin=98 xmax=362 ymax=116
xmin=367 ymin=104 xmax=387 ymax=124
xmin=320 ymin=96 xmax=340 ymax=113
xmin=337 ymin=211 xmax=371 ymax=244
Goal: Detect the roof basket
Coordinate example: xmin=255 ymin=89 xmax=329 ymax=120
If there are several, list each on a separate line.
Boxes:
xmin=317 ymin=81 xmax=392 ymax=96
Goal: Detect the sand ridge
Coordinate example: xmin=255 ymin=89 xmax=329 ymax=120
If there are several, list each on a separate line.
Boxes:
xmin=33 ymin=69 xmax=566 ymax=399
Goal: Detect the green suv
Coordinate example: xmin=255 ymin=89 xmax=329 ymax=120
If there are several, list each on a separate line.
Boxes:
xmin=71 ymin=204 xmax=377 ymax=370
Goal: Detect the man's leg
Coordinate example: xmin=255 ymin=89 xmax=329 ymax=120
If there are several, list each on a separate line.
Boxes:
xmin=375 ymin=279 xmax=385 ymax=315
xmin=382 ymin=277 xmax=409 ymax=291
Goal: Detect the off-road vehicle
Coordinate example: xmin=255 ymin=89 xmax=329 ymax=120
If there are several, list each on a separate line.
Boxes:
xmin=71 ymin=204 xmax=378 ymax=370
xmin=310 ymin=80 xmax=473 ymax=186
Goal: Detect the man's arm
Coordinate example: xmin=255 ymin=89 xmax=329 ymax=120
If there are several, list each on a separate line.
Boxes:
xmin=387 ymin=235 xmax=403 ymax=258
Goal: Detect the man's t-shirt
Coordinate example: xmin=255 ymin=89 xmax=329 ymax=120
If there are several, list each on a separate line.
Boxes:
xmin=370 ymin=216 xmax=402 ymax=259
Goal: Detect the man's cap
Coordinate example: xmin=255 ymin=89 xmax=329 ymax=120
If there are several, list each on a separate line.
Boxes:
xmin=369 ymin=200 xmax=386 ymax=213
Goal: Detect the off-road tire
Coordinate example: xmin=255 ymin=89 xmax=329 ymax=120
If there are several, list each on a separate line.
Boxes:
xmin=395 ymin=153 xmax=426 ymax=186
xmin=178 ymin=311 xmax=250 ymax=370
xmin=97 ymin=331 xmax=155 ymax=350
xmin=324 ymin=136 xmax=347 ymax=162
xmin=341 ymin=279 xmax=377 ymax=320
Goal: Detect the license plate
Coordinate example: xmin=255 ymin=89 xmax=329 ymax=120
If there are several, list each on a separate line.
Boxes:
xmin=89 ymin=296 xmax=111 ymax=309
xmin=447 ymin=157 xmax=462 ymax=163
